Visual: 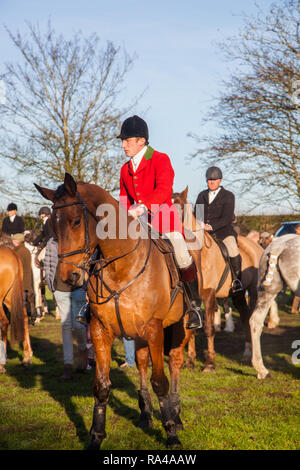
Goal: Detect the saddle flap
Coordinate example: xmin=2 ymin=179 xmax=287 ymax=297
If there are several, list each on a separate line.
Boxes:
xmin=214 ymin=238 xmax=230 ymax=262
xmin=152 ymin=237 xmax=180 ymax=289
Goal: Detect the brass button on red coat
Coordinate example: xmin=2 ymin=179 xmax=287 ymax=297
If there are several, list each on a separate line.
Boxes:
xmin=136 ymin=192 xmax=140 ymax=196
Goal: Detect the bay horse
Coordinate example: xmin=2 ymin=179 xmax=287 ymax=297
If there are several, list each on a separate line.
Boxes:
xmin=0 ymin=243 xmax=33 ymax=373
xmin=250 ymin=234 xmax=300 ymax=379
xmin=34 ymin=173 xmax=197 ymax=449
xmin=172 ymin=187 xmax=263 ymax=370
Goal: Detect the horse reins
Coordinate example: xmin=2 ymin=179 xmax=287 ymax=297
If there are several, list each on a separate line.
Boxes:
xmin=52 ymin=191 xmax=152 ymax=340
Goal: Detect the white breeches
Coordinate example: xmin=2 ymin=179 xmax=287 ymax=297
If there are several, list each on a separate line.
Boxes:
xmin=164 ymin=231 xmax=193 ymax=269
xmin=223 ymin=235 xmax=239 ymax=258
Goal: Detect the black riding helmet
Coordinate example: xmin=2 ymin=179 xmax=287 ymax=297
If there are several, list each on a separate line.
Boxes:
xmin=38 ymin=206 xmax=51 ymax=216
xmin=117 ymin=115 xmax=149 ymax=143
xmin=206 ymin=166 xmax=223 ymax=180
xmin=7 ymin=203 xmax=17 ymax=211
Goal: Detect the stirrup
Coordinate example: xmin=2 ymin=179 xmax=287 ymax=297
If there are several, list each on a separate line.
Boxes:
xmin=76 ymin=303 xmax=91 ymax=324
xmin=185 ymin=306 xmax=203 ymax=330
xmin=231 ymin=279 xmax=243 ymax=294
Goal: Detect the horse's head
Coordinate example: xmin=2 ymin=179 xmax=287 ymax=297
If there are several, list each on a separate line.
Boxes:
xmin=172 ymin=186 xmax=189 ymax=223
xmin=34 ymin=173 xmax=94 ymax=287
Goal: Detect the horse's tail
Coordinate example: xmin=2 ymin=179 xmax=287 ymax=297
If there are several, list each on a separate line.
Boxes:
xmin=9 ymin=256 xmax=25 ymax=343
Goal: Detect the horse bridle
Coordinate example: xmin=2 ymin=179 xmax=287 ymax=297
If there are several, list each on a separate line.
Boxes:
xmin=52 ymin=191 xmax=152 ymax=340
xmin=52 ymin=192 xmax=98 ymax=268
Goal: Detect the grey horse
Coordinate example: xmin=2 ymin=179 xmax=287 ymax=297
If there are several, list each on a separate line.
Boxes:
xmin=250 ymin=234 xmax=300 ymax=379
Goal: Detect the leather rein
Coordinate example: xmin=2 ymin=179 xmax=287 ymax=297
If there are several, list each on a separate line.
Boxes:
xmin=52 ymin=191 xmax=152 ymax=339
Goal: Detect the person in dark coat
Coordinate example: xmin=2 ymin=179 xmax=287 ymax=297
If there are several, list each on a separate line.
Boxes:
xmin=2 ymin=203 xmax=25 ymax=235
xmin=194 ymin=166 xmax=243 ymax=293
xmin=32 ymin=206 xmax=56 ymax=247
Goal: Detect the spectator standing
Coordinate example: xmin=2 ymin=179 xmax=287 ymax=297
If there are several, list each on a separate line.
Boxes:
xmin=120 ymin=338 xmax=135 ymax=369
xmin=44 ymin=238 xmax=88 ymax=381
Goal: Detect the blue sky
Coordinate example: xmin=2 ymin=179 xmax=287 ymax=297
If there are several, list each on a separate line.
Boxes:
xmin=0 ymin=0 xmax=277 ymax=214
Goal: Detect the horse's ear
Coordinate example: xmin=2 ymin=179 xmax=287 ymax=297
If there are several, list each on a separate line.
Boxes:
xmin=182 ymin=186 xmax=189 ymax=200
xmin=64 ymin=173 xmax=77 ymax=196
xmin=34 ymin=183 xmax=55 ymax=202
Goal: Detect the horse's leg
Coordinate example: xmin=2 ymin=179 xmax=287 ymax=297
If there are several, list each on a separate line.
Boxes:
xmin=88 ymin=315 xmax=114 ymax=450
xmin=168 ymin=320 xmax=190 ymax=431
xmin=135 ymin=338 xmax=153 ymax=429
xmin=291 ymin=296 xmax=300 ymax=314
xmin=22 ymin=307 xmax=33 ymax=366
xmin=202 ymin=289 xmax=216 ymax=372
xmin=214 ymin=302 xmax=221 ymax=332
xmin=250 ymin=290 xmax=278 ymax=379
xmin=3 ymin=293 xmax=33 ymax=367
xmin=223 ymin=297 xmax=235 ymax=333
xmin=146 ymin=318 xmax=181 ymax=447
xmin=232 ymin=291 xmax=252 ymax=363
xmin=0 ymin=306 xmax=8 ymax=373
xmin=186 ymin=330 xmax=196 ymax=369
xmin=267 ymin=300 xmax=280 ymax=328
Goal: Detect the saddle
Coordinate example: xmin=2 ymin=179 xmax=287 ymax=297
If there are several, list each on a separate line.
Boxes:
xmin=138 ymin=216 xmax=183 ymax=307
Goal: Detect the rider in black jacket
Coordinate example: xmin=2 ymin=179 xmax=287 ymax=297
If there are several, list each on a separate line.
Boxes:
xmin=2 ymin=203 xmax=25 ymax=235
xmin=194 ymin=166 xmax=243 ymax=294
xmin=32 ymin=207 xmax=56 ymax=247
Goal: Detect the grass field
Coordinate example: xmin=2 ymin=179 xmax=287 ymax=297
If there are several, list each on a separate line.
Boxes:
xmin=0 ymin=290 xmax=299 ymax=451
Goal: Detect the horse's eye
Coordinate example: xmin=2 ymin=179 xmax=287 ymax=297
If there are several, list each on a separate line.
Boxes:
xmin=73 ymin=217 xmax=81 ymax=227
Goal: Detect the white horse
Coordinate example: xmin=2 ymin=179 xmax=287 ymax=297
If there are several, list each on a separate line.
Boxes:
xmin=250 ymin=234 xmax=300 ymax=379
xmin=24 ymin=237 xmax=48 ymax=323
xmin=214 ymin=297 xmax=235 ymax=333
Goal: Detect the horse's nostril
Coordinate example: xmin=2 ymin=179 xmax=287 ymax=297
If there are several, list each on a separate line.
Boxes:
xmin=68 ymin=271 xmax=80 ymax=285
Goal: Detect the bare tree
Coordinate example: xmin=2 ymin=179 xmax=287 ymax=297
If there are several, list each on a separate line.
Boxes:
xmin=190 ymin=0 xmax=300 ymax=212
xmin=0 ymin=21 xmax=142 ymax=204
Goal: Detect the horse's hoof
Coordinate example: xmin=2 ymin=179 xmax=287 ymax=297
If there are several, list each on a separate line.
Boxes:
xmin=184 ymin=361 xmax=194 ymax=370
xmin=175 ymin=422 xmax=184 ymax=431
xmin=267 ymin=322 xmax=278 ymax=329
xmin=138 ymin=416 xmax=153 ymax=429
xmin=166 ymin=435 xmax=182 ymax=448
xmin=203 ymin=364 xmax=215 ymax=373
xmin=257 ymin=371 xmax=271 ymax=380
xmin=224 ymin=326 xmax=234 ymax=333
xmin=0 ymin=364 xmax=6 ymax=374
xmin=86 ymin=440 xmax=101 ymax=451
xmin=21 ymin=361 xmax=32 ymax=368
xmin=86 ymin=433 xmax=103 ymax=451
xmin=241 ymin=357 xmax=251 ymax=365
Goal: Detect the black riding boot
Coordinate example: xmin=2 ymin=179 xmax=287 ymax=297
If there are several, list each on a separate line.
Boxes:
xmin=180 ymin=262 xmax=203 ymax=329
xmin=76 ymin=302 xmax=91 ymax=324
xmin=230 ymin=254 xmax=244 ymax=294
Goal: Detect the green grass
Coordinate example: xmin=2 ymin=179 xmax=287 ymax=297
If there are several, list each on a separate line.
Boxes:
xmin=0 ymin=291 xmax=299 ymax=450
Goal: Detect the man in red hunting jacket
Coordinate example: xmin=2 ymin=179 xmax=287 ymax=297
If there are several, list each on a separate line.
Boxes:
xmin=118 ymin=115 xmax=203 ymax=329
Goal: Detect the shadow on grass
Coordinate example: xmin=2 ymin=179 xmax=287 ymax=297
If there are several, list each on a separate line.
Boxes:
xmin=192 ymin=312 xmax=300 ymax=379
xmin=5 ymin=324 xmax=167 ymax=449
